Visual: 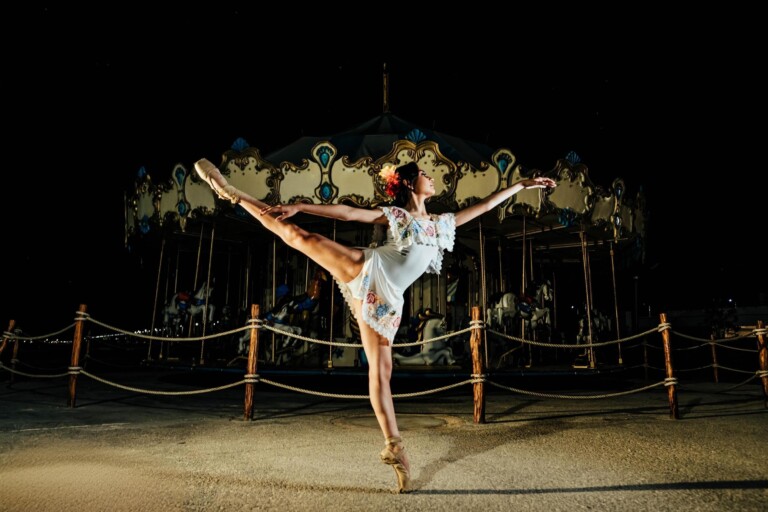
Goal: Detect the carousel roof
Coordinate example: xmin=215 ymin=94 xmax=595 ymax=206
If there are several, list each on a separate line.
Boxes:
xmin=266 ymin=112 xmax=495 ymax=170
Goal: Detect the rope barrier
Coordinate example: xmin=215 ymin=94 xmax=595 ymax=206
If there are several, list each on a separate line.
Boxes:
xmin=257 ymin=376 xmax=475 ymax=399
xmin=0 ymin=361 xmax=69 ymax=379
xmin=79 ymin=369 xmax=246 ymax=395
xmin=486 ymin=379 xmax=669 ymax=399
xmin=86 ymin=317 xmax=252 ymax=342
xmin=5 ymin=312 xmax=764 ymax=415
xmin=2 ymin=323 xmax=77 ymax=342
xmin=259 ymin=323 xmax=475 ymax=349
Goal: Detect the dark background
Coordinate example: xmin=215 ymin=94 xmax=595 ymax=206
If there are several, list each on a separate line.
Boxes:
xmin=2 ymin=6 xmax=764 ymax=334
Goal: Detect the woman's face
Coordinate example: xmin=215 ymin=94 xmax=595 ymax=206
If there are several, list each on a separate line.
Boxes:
xmin=412 ymin=169 xmax=435 ymax=196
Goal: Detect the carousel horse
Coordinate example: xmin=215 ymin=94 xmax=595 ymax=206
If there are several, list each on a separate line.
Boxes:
xmin=487 ymin=280 xmax=553 ymax=335
xmin=162 ymin=280 xmax=216 ymax=335
xmin=576 ymin=307 xmax=612 ymax=344
xmin=258 ymin=269 xmax=329 ymax=364
xmin=487 ymin=291 xmax=519 ymax=331
xmin=393 ymin=309 xmax=456 ymax=366
xmin=521 ymin=280 xmax=553 ymax=333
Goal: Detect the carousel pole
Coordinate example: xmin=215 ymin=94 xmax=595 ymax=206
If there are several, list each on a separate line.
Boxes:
xmin=498 ymin=240 xmax=504 ymax=293
xmin=609 ymin=242 xmax=623 ymax=365
xmin=166 ymin=246 xmax=182 ymax=360
xmin=478 ymin=221 xmax=489 ymax=368
xmin=187 ymin=224 xmax=204 ymax=343
xmin=520 ymin=217 xmax=529 ymax=363
xmin=271 ymin=237 xmax=277 ymax=363
xmin=328 ymin=221 xmax=337 ymax=369
xmin=148 ymin=237 xmax=165 ymax=362
xmin=199 ymin=224 xmax=215 ymax=365
xmin=580 ymin=230 xmax=596 ymax=368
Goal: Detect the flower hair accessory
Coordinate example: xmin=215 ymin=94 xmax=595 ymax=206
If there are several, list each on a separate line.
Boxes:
xmin=380 ymin=164 xmax=401 ymax=198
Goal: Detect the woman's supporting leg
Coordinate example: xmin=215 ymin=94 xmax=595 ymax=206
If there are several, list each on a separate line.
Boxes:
xmin=353 ymin=298 xmax=411 ymax=492
xmin=195 ymin=158 xmax=362 ymax=283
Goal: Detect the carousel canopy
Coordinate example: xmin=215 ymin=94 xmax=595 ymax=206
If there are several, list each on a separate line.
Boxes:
xmin=266 ymin=112 xmax=495 ymax=170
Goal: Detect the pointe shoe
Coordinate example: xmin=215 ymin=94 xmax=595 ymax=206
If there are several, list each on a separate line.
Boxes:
xmin=194 ymin=158 xmax=240 ymax=204
xmin=380 ymin=436 xmax=411 ymax=493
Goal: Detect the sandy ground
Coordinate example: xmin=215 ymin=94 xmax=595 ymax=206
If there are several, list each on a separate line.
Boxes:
xmin=1 ymin=369 xmax=767 ymax=511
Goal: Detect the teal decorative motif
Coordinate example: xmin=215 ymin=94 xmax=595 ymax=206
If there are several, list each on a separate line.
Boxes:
xmin=177 ymin=202 xmax=188 ymax=216
xmin=137 ymin=166 xmax=147 ymax=179
xmin=231 ymin=137 xmax=249 ymax=152
xmin=320 ymin=183 xmax=333 ymax=200
xmin=405 ymin=129 xmax=427 ymax=143
xmin=565 ymin=151 xmax=581 ymax=165
xmin=318 ymin=146 xmax=334 ymax=167
xmin=174 ymin=167 xmax=185 ymax=185
xmin=139 ymin=215 xmax=151 ymax=234
xmin=558 ymin=207 xmax=576 ymax=227
xmin=498 ymin=152 xmax=513 ymax=173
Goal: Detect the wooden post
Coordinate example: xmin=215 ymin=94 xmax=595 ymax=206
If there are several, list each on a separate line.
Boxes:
xmin=756 ymin=320 xmax=767 ymax=408
xmin=68 ymin=304 xmax=87 ymax=408
xmin=643 ymin=339 xmax=649 ymax=381
xmin=470 ymin=306 xmax=485 ymax=424
xmin=0 ymin=319 xmax=14 ymax=358
xmin=1 ymin=320 xmax=15 ymax=384
xmin=10 ymin=326 xmax=21 ymax=385
xmin=710 ymin=334 xmax=719 ymax=384
xmin=243 ymin=304 xmax=260 ymax=421
xmin=659 ymin=313 xmax=679 ymax=419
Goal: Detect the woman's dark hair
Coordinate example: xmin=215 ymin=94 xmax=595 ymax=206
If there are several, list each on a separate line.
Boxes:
xmin=392 ymin=162 xmax=420 ymax=206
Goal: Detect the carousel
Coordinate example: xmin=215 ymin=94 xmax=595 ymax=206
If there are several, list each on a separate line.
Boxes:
xmin=125 ymin=81 xmax=646 ymax=373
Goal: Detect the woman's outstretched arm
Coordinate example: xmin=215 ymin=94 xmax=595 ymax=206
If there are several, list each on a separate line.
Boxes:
xmin=453 ymin=177 xmax=556 ymax=227
xmin=261 ymin=203 xmax=387 ymax=224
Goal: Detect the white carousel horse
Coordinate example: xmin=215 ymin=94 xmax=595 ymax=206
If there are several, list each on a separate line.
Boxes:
xmin=393 ymin=311 xmax=456 ymax=366
xmin=162 ymin=280 xmax=216 ymax=334
xmin=487 ymin=292 xmax=518 ymax=331
xmin=487 ymin=280 xmax=553 ymax=334
xmin=517 ymin=280 xmax=553 ymax=334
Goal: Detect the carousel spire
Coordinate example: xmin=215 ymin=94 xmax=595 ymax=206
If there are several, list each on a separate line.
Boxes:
xmin=382 ymin=62 xmax=390 ymax=113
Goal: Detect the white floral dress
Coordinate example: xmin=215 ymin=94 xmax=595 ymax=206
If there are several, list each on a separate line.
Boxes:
xmin=335 ymin=206 xmax=456 ymax=343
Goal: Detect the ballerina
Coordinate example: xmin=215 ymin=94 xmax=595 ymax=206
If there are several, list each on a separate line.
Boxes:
xmin=194 ymin=157 xmax=555 ymax=492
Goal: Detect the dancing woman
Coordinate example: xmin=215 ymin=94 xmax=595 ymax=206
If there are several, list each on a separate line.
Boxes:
xmin=194 ymin=158 xmax=555 ymax=492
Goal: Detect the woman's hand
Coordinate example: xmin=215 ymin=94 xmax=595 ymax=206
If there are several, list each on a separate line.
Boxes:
xmin=260 ymin=203 xmax=300 ymax=221
xmin=521 ymin=177 xmax=557 ymax=189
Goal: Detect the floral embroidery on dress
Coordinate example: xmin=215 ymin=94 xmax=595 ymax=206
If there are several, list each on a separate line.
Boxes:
xmin=381 ymin=207 xmax=455 ymax=274
xmin=363 ymin=289 xmax=401 ymax=339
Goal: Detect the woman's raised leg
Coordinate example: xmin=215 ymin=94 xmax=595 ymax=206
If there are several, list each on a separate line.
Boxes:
xmin=194 ymin=158 xmax=362 ymax=283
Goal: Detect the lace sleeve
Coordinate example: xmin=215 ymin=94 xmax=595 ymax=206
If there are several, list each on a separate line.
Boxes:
xmin=381 ymin=207 xmax=413 ymax=249
xmin=436 ymin=213 xmax=456 ymax=252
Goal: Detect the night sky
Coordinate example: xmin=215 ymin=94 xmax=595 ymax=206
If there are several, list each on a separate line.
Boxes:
xmin=2 ymin=6 xmax=764 ymax=334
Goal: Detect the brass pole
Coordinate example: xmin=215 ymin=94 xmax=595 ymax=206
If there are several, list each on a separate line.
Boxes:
xmin=609 ymin=243 xmax=623 ymax=365
xmin=478 ymin=222 xmax=489 ymax=368
xmin=199 ymin=224 xmax=215 ymax=365
xmin=187 ymin=224 xmax=204 ymax=340
xmin=148 ymin=237 xmax=165 ymax=361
